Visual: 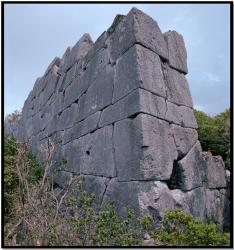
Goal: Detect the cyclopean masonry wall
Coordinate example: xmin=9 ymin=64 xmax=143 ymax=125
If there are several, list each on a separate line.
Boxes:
xmin=5 ymin=8 xmax=230 ymax=229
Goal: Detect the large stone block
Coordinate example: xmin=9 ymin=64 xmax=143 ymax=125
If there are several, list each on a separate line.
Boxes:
xmin=164 ymin=66 xmax=193 ymax=107
xmin=170 ymin=141 xmax=205 ymax=191
xmin=64 ymin=62 xmax=77 ymax=88
xmin=165 ymin=101 xmax=198 ymax=128
xmin=205 ymin=189 xmax=226 ymax=229
xmin=50 ymin=92 xmax=64 ymax=115
xmin=103 ymin=180 xmax=190 ymax=219
xmin=79 ymin=126 xmax=116 ymax=178
xmin=107 ymin=7 xmax=168 ymax=62
xmin=170 ymin=124 xmax=198 ymax=157
xmin=64 ymin=48 xmax=110 ymax=112
xmin=57 ymin=103 xmax=77 ymax=130
xmin=114 ymin=114 xmax=177 ymax=181
xmin=99 ymin=88 xmax=166 ymax=127
xmin=63 ymin=111 xmax=101 ymax=145
xmin=60 ymin=34 xmax=94 ymax=72
xmin=77 ymin=65 xmax=114 ymax=121
xmin=44 ymin=57 xmax=61 ymax=76
xmin=79 ymin=175 xmax=110 ymax=207
xmin=202 ymin=152 xmax=226 ymax=189
xmin=164 ymin=31 xmax=188 ymax=74
xmin=61 ymin=139 xmax=83 ymax=173
xmin=113 ymin=44 xmax=166 ymax=102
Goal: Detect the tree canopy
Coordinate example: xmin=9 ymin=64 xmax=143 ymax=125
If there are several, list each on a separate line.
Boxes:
xmin=194 ymin=108 xmax=230 ymax=169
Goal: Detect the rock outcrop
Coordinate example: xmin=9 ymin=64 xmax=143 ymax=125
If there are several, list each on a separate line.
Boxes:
xmin=5 ymin=7 xmax=229 ymax=229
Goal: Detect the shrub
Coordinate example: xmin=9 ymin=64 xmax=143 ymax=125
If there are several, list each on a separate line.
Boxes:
xmin=152 ymin=209 xmax=230 ymax=246
xmin=4 ymin=137 xmax=230 ymax=247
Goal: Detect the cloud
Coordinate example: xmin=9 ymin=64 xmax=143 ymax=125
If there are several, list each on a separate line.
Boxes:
xmin=205 ymin=72 xmax=221 ymax=83
xmin=194 ymin=105 xmax=206 ymax=113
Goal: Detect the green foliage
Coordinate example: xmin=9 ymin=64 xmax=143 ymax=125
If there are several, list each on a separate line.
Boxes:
xmin=4 ymin=137 xmax=230 ymax=247
xmin=93 ymin=204 xmax=142 ymax=246
xmin=4 ymin=136 xmax=18 ymax=217
xmin=4 ymin=136 xmax=43 ymax=219
xmin=194 ymin=108 xmax=230 ymax=169
xmin=27 ymin=151 xmax=43 ymax=184
xmin=152 ymin=209 xmax=230 ymax=246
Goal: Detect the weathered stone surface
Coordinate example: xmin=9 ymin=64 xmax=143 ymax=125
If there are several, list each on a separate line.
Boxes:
xmin=202 ymin=152 xmax=226 ymax=189
xmin=165 ymin=101 xmax=198 ymax=128
xmin=99 ymin=88 xmax=166 ymax=127
xmin=77 ymin=65 xmax=114 ymax=121
xmin=51 ymin=92 xmax=64 ymax=115
xmin=79 ymin=126 xmax=116 ymax=177
xmin=4 ymin=7 xmax=229 ymax=230
xmin=164 ymin=66 xmax=193 ymax=107
xmin=114 ymin=114 xmax=177 ymax=181
xmin=225 ymin=170 xmax=230 ymax=199
xmin=60 ymin=34 xmax=94 ymax=72
xmin=64 ymin=62 xmax=77 ymax=88
xmin=170 ymin=141 xmax=205 ymax=191
xmin=164 ymin=31 xmax=188 ymax=74
xmin=61 ymin=139 xmax=82 ymax=173
xmin=84 ymin=31 xmax=108 ymax=64
xmin=44 ymin=57 xmax=61 ymax=76
xmin=205 ymin=189 xmax=226 ymax=229
xmin=63 ymin=54 xmax=105 ymax=109
xmin=170 ymin=124 xmax=198 ymax=157
xmin=32 ymin=111 xmax=42 ymax=135
xmin=103 ymin=180 xmax=190 ymax=219
xmin=107 ymin=7 xmax=168 ymax=62
xmin=79 ymin=175 xmax=110 ymax=207
xmin=57 ymin=103 xmax=77 ymax=130
xmin=63 ymin=111 xmax=101 ymax=145
xmin=113 ymin=44 xmax=166 ymax=102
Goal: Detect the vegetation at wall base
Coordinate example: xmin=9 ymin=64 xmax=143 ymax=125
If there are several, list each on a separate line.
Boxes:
xmin=3 ymin=135 xmax=230 ymax=246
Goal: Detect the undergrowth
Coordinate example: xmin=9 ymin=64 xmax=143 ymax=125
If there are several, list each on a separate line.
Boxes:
xmin=3 ymin=135 xmax=230 ymax=247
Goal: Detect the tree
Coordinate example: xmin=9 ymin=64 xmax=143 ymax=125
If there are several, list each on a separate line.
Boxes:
xmin=194 ymin=108 xmax=230 ymax=169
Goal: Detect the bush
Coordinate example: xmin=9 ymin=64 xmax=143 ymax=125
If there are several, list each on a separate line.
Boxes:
xmin=152 ymin=209 xmax=230 ymax=246
xmin=4 ymin=137 xmax=230 ymax=247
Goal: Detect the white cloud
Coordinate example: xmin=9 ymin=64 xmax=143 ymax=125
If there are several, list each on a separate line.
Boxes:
xmin=194 ymin=105 xmax=206 ymax=113
xmin=206 ymin=72 xmax=221 ymax=83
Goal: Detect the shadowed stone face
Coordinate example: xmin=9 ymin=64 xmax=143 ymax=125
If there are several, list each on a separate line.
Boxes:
xmin=5 ymin=7 xmax=229 ymax=229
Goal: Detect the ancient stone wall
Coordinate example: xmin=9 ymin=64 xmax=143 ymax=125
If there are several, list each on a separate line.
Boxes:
xmin=5 ymin=8 xmax=229 ymax=229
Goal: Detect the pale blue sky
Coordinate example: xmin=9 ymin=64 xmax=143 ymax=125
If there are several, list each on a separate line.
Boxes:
xmin=4 ymin=3 xmax=230 ymax=116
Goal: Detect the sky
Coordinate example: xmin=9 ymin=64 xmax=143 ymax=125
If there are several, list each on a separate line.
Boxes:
xmin=4 ymin=3 xmax=230 ymax=117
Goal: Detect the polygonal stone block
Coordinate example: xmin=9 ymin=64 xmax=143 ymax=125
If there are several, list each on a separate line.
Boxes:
xmin=170 ymin=124 xmax=198 ymax=157
xmin=107 ymin=7 xmax=168 ymax=62
xmin=99 ymin=88 xmax=166 ymax=127
xmin=57 ymin=103 xmax=77 ymax=130
xmin=63 ymin=111 xmax=101 ymax=145
xmin=77 ymin=65 xmax=114 ymax=121
xmin=202 ymin=152 xmax=227 ymax=189
xmin=113 ymin=44 xmax=166 ymax=103
xmin=165 ymin=101 xmax=198 ymax=128
xmin=79 ymin=125 xmax=116 ymax=178
xmin=164 ymin=31 xmax=188 ymax=74
xmin=60 ymin=34 xmax=94 ymax=72
xmin=164 ymin=66 xmax=193 ymax=107
xmin=171 ymin=141 xmax=205 ymax=191
xmin=61 ymin=139 xmax=83 ymax=173
xmin=114 ymin=114 xmax=177 ymax=181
